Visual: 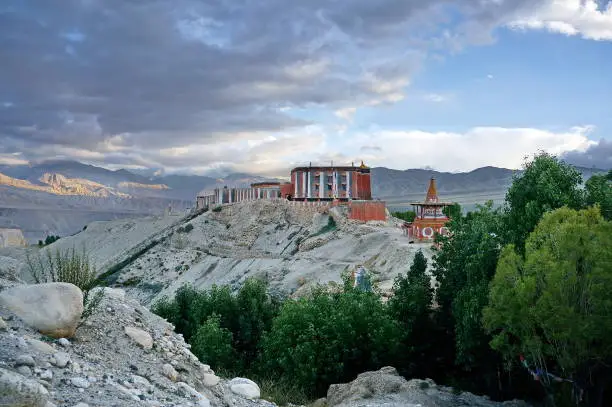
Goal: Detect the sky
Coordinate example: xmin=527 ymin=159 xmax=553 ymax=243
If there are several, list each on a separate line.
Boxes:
xmin=0 ymin=0 xmax=611 ymax=177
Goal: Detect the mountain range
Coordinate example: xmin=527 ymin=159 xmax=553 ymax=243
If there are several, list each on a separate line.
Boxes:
xmin=0 ymin=160 xmax=606 ymax=243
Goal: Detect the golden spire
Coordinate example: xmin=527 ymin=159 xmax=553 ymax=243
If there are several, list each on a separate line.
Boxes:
xmin=425 ymin=177 xmax=439 ymax=203
xmin=359 ymin=160 xmax=368 ymax=169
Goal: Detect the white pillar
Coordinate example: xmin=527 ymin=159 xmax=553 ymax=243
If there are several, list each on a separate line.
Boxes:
xmin=332 ymin=171 xmax=337 ymax=198
xmin=294 ymin=172 xmax=298 ymax=197
xmin=320 ymin=171 xmax=324 ymax=198
xmin=302 ymin=172 xmax=307 ymax=198
xmin=346 ymin=171 xmax=351 ymax=199
xmin=307 ymin=171 xmax=311 ymax=199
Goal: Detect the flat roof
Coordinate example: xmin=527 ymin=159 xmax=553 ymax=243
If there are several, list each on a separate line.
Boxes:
xmin=409 ymin=202 xmax=453 ymax=206
xmin=291 ymin=166 xmax=370 ymax=173
xmin=250 ymin=182 xmax=280 ymax=186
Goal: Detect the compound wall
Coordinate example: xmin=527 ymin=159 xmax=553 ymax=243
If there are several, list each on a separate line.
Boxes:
xmin=348 ymin=200 xmax=386 ymax=222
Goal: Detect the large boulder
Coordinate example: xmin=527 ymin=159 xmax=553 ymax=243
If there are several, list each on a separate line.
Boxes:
xmin=229 ymin=377 xmax=261 ymax=399
xmin=0 ymin=282 xmax=83 ymax=338
xmin=326 ymin=367 xmax=531 ymax=407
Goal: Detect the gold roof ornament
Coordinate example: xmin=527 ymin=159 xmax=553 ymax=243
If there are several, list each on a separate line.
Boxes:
xmin=359 ymin=160 xmax=369 ymax=169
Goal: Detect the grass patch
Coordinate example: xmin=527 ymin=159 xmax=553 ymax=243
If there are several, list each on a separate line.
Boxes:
xmin=257 ymin=377 xmax=311 ymax=406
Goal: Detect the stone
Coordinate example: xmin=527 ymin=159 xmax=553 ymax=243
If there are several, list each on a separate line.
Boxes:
xmin=70 ymin=377 xmax=90 ymax=389
xmin=132 ymin=375 xmax=151 ymax=388
xmin=201 ymin=373 xmax=220 ymax=387
xmin=15 ymin=354 xmax=36 ymax=367
xmin=325 ymin=366 xmax=531 ymax=407
xmin=28 ymin=338 xmax=57 ymax=354
xmin=124 ymin=326 xmax=153 ymax=349
xmin=0 ymin=367 xmax=49 ymax=407
xmin=58 ymin=338 xmax=70 ymax=347
xmin=326 ymin=366 xmax=408 ymax=406
xmin=162 ymin=363 xmax=179 ymax=382
xmin=51 ymin=351 xmax=70 ymax=368
xmin=17 ymin=366 xmax=32 ymax=376
xmin=39 ymin=370 xmax=53 ymax=381
xmin=229 ymin=377 xmax=260 ymax=400
xmin=0 ymin=283 xmax=83 ymax=338
xmin=177 ymin=382 xmax=210 ymax=407
xmin=0 ymin=316 xmax=7 ymax=330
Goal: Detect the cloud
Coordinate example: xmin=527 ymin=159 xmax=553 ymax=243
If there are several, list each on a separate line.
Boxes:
xmin=424 ymin=93 xmax=451 ymax=103
xmin=562 ymin=139 xmax=612 ymax=169
xmin=0 ymin=0 xmax=608 ymax=175
xmin=343 ymin=125 xmax=596 ymax=172
xmin=508 ymin=0 xmax=612 ymax=40
xmin=335 ymin=107 xmax=358 ymax=120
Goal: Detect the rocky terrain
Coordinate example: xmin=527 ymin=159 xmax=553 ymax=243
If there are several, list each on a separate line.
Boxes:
xmin=17 ymin=199 xmax=434 ymax=305
xmin=0 ymin=279 xmax=274 ymax=407
xmin=323 ymin=366 xmax=529 ymax=407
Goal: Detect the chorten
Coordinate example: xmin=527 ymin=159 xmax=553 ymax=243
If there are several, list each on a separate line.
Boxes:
xmin=409 ymin=178 xmax=453 ymax=241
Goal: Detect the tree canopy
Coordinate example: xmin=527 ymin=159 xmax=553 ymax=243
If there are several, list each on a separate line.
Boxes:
xmin=484 ymin=206 xmax=612 ymax=407
xmin=504 ymin=153 xmax=584 ymax=252
xmin=585 ymin=170 xmax=612 ymax=221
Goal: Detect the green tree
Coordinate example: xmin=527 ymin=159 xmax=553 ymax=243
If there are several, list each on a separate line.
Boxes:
xmin=235 ymin=278 xmax=280 ymax=367
xmin=388 ymin=250 xmax=435 ymax=378
xmin=191 ymin=314 xmax=236 ymax=371
xmin=585 ymin=170 xmax=612 ymax=220
xmin=431 ymin=201 xmax=505 ymax=394
xmin=260 ymin=284 xmax=401 ymax=397
xmin=153 ymin=279 xmax=278 ymax=372
xmin=443 ymin=203 xmax=462 ymax=219
xmin=392 ymin=211 xmax=416 ymax=222
xmin=504 ymin=153 xmax=584 ymax=252
xmin=483 ymin=207 xmax=612 ymax=407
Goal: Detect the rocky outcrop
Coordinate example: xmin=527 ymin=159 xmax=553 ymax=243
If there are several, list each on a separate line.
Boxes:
xmin=0 ymin=228 xmax=27 ymax=248
xmin=0 ymin=282 xmax=83 ymax=338
xmin=326 ymin=366 xmax=531 ymax=407
xmin=0 ymin=285 xmax=273 ymax=406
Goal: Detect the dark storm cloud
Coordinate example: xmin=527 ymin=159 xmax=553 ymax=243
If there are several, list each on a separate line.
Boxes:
xmin=562 ymin=139 xmax=612 ymax=170
xmin=0 ymin=0 xmax=542 ymax=170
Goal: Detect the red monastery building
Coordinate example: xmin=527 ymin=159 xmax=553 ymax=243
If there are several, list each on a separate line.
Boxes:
xmin=196 ymin=161 xmax=385 ymax=222
xmin=408 ymin=178 xmax=452 ymax=241
xmin=288 ymin=161 xmax=372 ymax=201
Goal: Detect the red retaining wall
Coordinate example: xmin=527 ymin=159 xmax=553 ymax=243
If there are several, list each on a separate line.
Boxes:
xmin=348 ymin=200 xmax=386 ymax=222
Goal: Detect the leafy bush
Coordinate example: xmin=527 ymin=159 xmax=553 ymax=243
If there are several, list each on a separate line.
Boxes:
xmin=212 ymin=206 xmax=222 ymax=212
xmin=38 ymin=235 xmax=60 ymax=246
xmin=191 ymin=314 xmax=236 ymax=371
xmin=392 ymin=211 xmax=416 ymax=222
xmin=184 ymin=223 xmax=194 ymax=233
xmin=153 ymin=279 xmax=279 ymax=372
xmin=260 ymin=284 xmax=401 ymax=397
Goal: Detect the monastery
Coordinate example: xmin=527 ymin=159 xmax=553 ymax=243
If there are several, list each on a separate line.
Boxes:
xmin=196 ymin=163 xmax=454 ymax=234
xmin=196 ymin=162 xmax=385 ymax=222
